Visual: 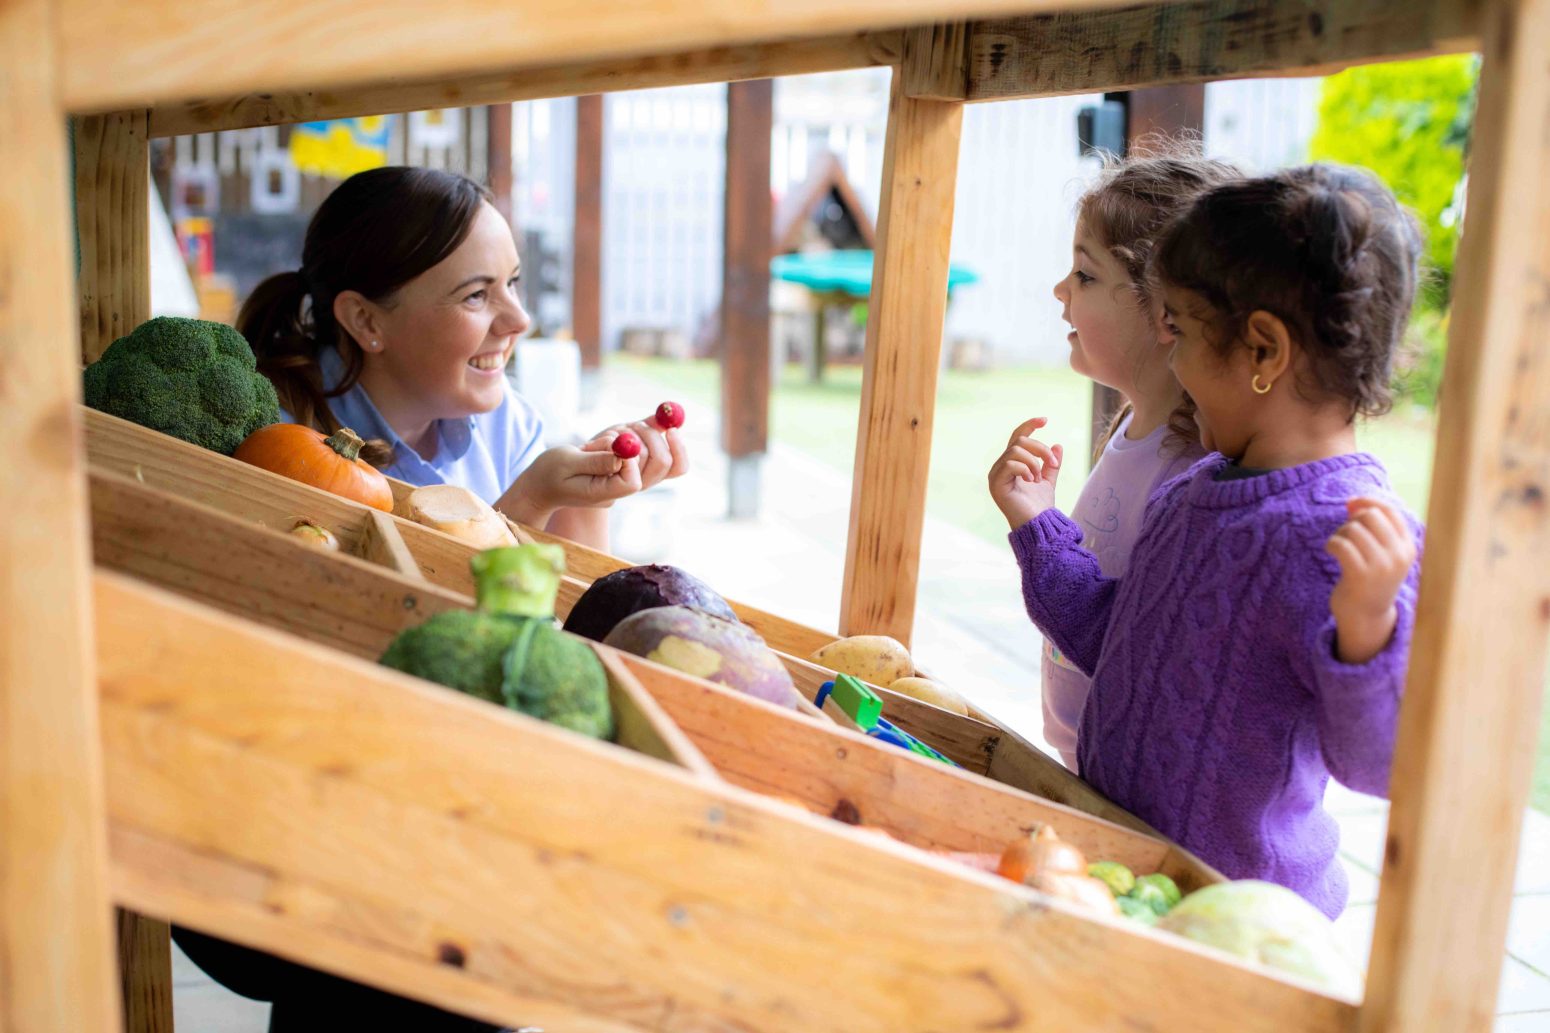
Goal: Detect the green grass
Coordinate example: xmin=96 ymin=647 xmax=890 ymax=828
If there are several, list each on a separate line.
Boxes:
xmin=612 ymin=354 xmax=1549 ymax=813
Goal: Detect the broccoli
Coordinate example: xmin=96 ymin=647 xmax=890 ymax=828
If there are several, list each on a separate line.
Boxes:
xmin=83 ymin=316 xmax=280 ymax=455
xmin=380 ymin=545 xmax=614 ymax=740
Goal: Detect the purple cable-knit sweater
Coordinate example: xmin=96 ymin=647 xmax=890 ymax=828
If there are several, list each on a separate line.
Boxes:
xmin=1010 ymin=453 xmax=1422 ymax=918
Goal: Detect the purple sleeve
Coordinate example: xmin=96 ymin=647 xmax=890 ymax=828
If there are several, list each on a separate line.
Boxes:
xmin=1309 ymin=546 xmax=1422 ymax=797
xmin=1008 ymin=510 xmax=1118 ymax=677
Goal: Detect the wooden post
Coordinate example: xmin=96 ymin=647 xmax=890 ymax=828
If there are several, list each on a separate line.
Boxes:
xmin=75 ymin=109 xmax=175 ymax=1033
xmin=839 ymin=36 xmax=964 ymax=645
xmin=1361 ymin=0 xmax=1550 ymax=1028
xmin=1 ymin=0 xmax=123 ymax=1028
xmin=721 ymin=79 xmax=774 ymax=519
xmin=1089 ymin=84 xmax=1205 ymax=456
xmin=488 ymin=103 xmax=515 ymax=224
xmin=573 ymin=94 xmax=604 ymax=397
xmin=75 ymin=110 xmax=151 ymax=363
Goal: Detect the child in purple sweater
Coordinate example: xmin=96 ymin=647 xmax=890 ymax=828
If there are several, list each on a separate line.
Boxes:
xmin=988 ymin=164 xmax=1424 ymax=918
xmin=1033 ymin=153 xmax=1235 ymax=769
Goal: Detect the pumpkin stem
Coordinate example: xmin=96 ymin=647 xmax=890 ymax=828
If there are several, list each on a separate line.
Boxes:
xmin=324 ymin=427 xmax=366 ymax=462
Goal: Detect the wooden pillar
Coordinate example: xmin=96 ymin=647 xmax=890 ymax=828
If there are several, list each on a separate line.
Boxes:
xmin=573 ymin=94 xmax=604 ymax=390
xmin=1 ymin=0 xmax=123 ymax=1028
xmin=839 ymin=35 xmax=964 ymax=645
xmin=1361 ymin=0 xmax=1550 ymax=1028
xmin=75 ymin=111 xmax=175 ymax=1033
xmin=488 ymin=103 xmax=515 ymax=225
xmin=721 ymin=79 xmax=774 ymax=519
xmin=1089 ymin=84 xmax=1205 ymax=455
xmin=75 ymin=110 xmax=150 ymax=362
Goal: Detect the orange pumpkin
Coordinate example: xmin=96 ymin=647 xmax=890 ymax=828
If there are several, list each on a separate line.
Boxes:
xmin=235 ymin=424 xmax=394 ymax=512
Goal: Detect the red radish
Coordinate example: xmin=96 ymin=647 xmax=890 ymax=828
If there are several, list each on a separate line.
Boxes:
xmin=612 ymin=431 xmax=643 ymax=459
xmin=654 ymin=401 xmax=685 ymax=430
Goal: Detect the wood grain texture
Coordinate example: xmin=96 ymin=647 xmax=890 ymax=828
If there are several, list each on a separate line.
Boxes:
xmin=116 ymin=910 xmax=172 ymax=1033
xmin=74 ymin=110 xmax=150 ymax=363
xmin=963 ymin=0 xmax=1480 ymax=102
xmin=60 ymin=0 xmax=1134 ymax=113
xmin=97 ymin=571 xmax=1355 ymax=1032
xmin=359 ymin=508 xmax=424 ymax=579
xmin=901 ymin=22 xmax=972 ymax=100
xmin=149 ymin=33 xmax=898 ymax=137
xmin=720 ymin=78 xmax=774 ymax=460
xmin=1 ymin=0 xmax=123 ymax=1027
xmin=1361 ymin=0 xmax=1550 ymax=1028
xmin=840 ymin=67 xmax=963 ymax=644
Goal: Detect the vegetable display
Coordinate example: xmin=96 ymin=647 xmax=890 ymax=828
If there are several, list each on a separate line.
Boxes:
xmin=234 ymin=423 xmax=394 ymax=512
xmin=403 ymin=484 xmax=519 ymax=548
xmin=380 ymin=545 xmax=612 ymax=739
xmin=83 ymin=316 xmax=280 ymax=455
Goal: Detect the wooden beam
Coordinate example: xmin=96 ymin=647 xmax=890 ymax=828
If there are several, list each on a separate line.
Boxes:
xmin=1 ymin=0 xmax=122 ymax=1027
xmin=721 ymin=77 xmax=774 ymax=517
xmin=117 ymin=911 xmax=173 ymax=1033
xmin=1360 ymin=0 xmax=1550 ymax=1028
xmin=487 ymin=103 xmax=514 ymax=223
xmin=74 ymin=110 xmax=150 ymax=363
xmin=839 ymin=66 xmax=963 ymax=646
xmin=958 ymin=0 xmax=1480 ymax=103
xmin=902 ymin=23 xmax=972 ymax=101
xmin=59 ymin=0 xmax=1132 ymax=114
xmin=97 ymin=571 xmax=1355 ymax=1032
xmin=147 ymin=33 xmax=900 ymax=137
xmin=573 ymin=94 xmax=603 ymax=372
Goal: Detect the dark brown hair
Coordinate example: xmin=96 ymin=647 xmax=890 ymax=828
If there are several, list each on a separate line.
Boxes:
xmin=1079 ymin=146 xmax=1241 ymax=457
xmin=1152 ymin=162 xmax=1424 ymax=419
xmin=238 ymin=166 xmax=493 ymax=465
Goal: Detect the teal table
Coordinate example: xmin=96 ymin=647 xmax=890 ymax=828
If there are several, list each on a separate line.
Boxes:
xmin=771 ymin=250 xmax=980 ymax=381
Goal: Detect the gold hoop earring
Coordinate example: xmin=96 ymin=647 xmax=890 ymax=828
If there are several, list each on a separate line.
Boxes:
xmin=1252 ymin=374 xmax=1273 ymax=395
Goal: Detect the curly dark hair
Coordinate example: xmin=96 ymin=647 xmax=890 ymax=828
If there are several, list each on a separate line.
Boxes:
xmin=1151 ymin=163 xmax=1424 ymax=419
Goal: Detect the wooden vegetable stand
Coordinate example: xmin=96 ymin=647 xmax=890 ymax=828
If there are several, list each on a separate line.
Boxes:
xmin=4 ymin=0 xmax=1544 ymax=1030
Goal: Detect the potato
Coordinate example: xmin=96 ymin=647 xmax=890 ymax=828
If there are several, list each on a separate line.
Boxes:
xmin=888 ymin=676 xmax=969 ymax=716
xmin=810 ymin=635 xmax=913 ymax=686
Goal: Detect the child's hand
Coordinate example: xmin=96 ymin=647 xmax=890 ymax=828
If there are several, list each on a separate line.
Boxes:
xmin=988 ymin=417 xmax=1064 ymax=530
xmin=1326 ymin=497 xmax=1417 ymax=664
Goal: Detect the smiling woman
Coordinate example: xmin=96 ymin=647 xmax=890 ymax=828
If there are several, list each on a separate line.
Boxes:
xmin=237 ymin=166 xmax=686 ymax=550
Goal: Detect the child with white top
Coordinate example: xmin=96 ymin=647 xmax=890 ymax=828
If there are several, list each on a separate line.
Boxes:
xmin=994 ymin=153 xmax=1237 ymax=769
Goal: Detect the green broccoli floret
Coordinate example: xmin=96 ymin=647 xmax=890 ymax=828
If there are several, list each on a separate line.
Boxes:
xmin=83 ymin=316 xmax=280 ymax=455
xmin=380 ymin=545 xmax=613 ymax=740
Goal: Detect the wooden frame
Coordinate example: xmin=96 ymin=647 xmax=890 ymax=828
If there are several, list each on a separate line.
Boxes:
xmin=12 ymin=0 xmax=1546 ymax=1028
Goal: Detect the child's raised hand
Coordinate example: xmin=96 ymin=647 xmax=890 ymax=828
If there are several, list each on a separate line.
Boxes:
xmin=1325 ymin=497 xmax=1417 ymax=664
xmin=988 ymin=417 xmax=1064 ymax=530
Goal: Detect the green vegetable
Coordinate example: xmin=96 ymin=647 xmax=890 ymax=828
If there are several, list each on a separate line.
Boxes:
xmin=1135 ymin=872 xmax=1182 ymax=909
xmin=1157 ymin=881 xmax=1361 ymax=998
xmin=1087 ymin=861 xmax=1136 ymax=898
xmin=83 ymin=316 xmax=280 ymax=455
xmin=1116 ymin=896 xmax=1159 ymax=926
xmin=1129 ymin=881 xmax=1172 ymax=917
xmin=381 ymin=545 xmax=612 ymax=739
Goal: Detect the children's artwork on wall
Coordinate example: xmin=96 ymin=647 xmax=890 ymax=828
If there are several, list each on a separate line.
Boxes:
xmin=290 ymin=116 xmax=393 ymax=180
xmin=410 ymin=108 xmax=461 ymax=151
xmin=249 ymin=147 xmax=301 ymax=214
xmin=170 ymin=164 xmax=220 ymax=221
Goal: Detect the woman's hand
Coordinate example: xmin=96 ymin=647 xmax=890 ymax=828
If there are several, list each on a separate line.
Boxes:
xmin=989 ymin=417 xmax=1064 ymax=530
xmin=583 ymin=417 xmax=688 ymax=491
xmin=1326 ymin=497 xmax=1417 ymax=664
xmin=499 ymin=444 xmax=643 ymax=527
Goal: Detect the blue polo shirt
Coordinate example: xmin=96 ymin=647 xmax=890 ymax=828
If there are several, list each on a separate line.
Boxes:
xmin=279 ymin=346 xmax=547 ymax=506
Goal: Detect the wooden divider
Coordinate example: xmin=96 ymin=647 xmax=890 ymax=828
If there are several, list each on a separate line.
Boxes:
xmin=97 ymin=570 xmax=1348 ymax=1032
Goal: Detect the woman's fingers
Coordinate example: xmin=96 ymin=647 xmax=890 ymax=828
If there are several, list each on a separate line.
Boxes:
xmin=662 ymin=427 xmax=689 ymax=478
xmin=629 ymin=419 xmax=672 ymax=486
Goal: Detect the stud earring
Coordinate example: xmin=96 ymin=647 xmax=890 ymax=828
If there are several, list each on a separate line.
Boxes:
xmin=1251 ymin=374 xmax=1273 ymax=395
